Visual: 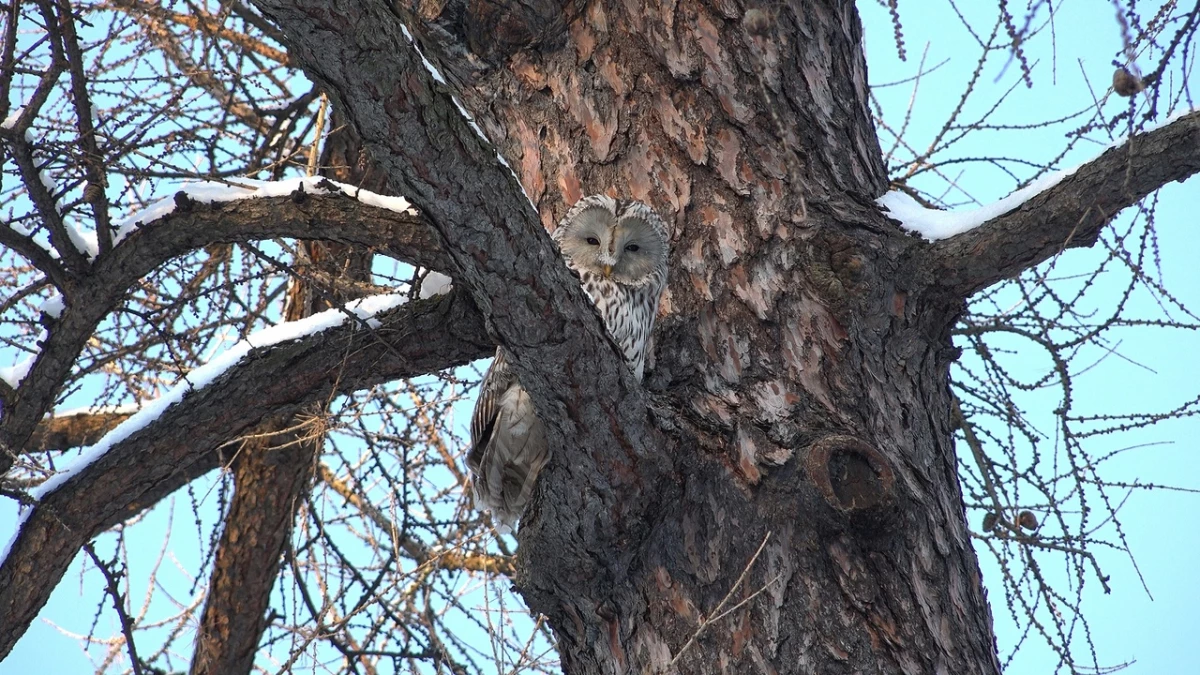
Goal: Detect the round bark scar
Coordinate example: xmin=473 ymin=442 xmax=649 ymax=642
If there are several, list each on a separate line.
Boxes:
xmin=804 ymin=435 xmax=896 ymax=512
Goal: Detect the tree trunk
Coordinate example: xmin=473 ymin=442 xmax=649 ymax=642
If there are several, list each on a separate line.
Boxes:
xmin=243 ymin=2 xmax=1000 ymax=674
xmin=249 ymin=0 xmax=1007 ymax=672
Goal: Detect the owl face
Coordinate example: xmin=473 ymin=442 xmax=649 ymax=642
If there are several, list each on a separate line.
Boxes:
xmin=554 ymin=196 xmax=668 ymax=287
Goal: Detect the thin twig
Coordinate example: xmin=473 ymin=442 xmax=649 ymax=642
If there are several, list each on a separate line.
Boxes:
xmin=667 ymin=531 xmax=772 ymax=669
xmin=83 ymin=543 xmax=144 ymax=675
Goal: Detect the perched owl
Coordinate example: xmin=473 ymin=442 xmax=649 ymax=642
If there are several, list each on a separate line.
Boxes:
xmin=467 ymin=195 xmax=670 ymax=533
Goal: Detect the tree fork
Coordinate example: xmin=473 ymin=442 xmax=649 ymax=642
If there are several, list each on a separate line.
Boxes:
xmin=246 ymin=1 xmax=1012 ymax=672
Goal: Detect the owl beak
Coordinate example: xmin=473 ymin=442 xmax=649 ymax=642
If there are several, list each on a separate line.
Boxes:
xmin=602 ymin=264 xmax=613 ymax=278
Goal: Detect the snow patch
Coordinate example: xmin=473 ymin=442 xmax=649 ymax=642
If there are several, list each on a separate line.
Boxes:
xmin=39 ymin=293 xmax=65 ymax=319
xmin=49 ymin=402 xmax=143 ymax=418
xmin=0 ymin=509 xmax=32 ymax=568
xmin=879 ymin=167 xmax=1077 ymax=241
xmin=418 ymin=272 xmax=453 ymax=299
xmin=1 ymin=106 xmax=23 ymax=130
xmin=0 ymin=354 xmax=36 ymax=389
xmin=398 ymin=23 xmax=447 ymax=85
xmin=395 ymin=20 xmax=536 ymax=212
xmin=8 ymin=220 xmax=56 ymax=257
xmin=64 ymin=219 xmax=99 ymax=260
xmin=38 ymin=168 xmax=57 ymax=194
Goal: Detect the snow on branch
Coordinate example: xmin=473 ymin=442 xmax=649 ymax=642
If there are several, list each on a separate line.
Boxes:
xmin=0 ymin=289 xmax=491 ymax=645
xmin=882 ymin=108 xmax=1199 ymax=242
xmin=108 ymin=176 xmax=419 ymax=246
xmin=0 ymin=181 xmax=447 ymax=478
xmin=28 ymin=275 xmax=451 ymax=505
xmin=879 ymin=168 xmax=1080 ymax=242
xmin=913 ymin=109 xmax=1200 ymax=297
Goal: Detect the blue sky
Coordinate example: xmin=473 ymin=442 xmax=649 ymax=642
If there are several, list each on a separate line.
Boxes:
xmin=3 ymin=1 xmax=1199 ymax=673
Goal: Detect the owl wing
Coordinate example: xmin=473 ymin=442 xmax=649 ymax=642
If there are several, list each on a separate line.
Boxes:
xmin=467 ymin=348 xmax=550 ymax=533
xmin=469 ymin=348 xmax=513 ymax=449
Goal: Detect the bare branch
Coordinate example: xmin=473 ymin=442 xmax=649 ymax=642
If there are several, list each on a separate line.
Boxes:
xmin=0 ymin=289 xmax=491 ymax=658
xmin=110 ymin=0 xmax=291 ymax=66
xmin=83 ymin=543 xmax=145 ymax=675
xmin=0 ymin=187 xmax=446 ymax=475
xmin=928 ymin=110 xmax=1200 ymax=297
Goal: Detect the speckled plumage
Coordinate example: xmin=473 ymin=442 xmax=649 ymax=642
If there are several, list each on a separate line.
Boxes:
xmin=467 ymin=195 xmax=669 ymax=533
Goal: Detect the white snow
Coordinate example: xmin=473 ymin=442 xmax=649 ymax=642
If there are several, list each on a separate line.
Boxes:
xmin=0 ymin=509 xmax=31 ymax=568
xmin=418 ymin=271 xmax=453 ymax=298
xmin=879 ymin=166 xmax=1080 ymax=241
xmin=113 ymin=176 xmax=416 ymax=245
xmin=39 ymin=293 xmax=65 ymax=319
xmin=449 ymin=96 xmax=536 ymax=210
xmin=395 ymin=20 xmax=536 ymax=212
xmin=0 ymin=354 xmax=36 ymax=389
xmin=1146 ymin=105 xmax=1197 ymax=132
xmin=881 ymin=106 xmax=1199 ymax=241
xmin=8 ymin=220 xmax=57 ymax=258
xmin=1 ymin=106 xmax=23 ymax=130
xmin=452 ymin=97 xmax=489 ymax=144
xmin=64 ymin=219 xmax=99 ymax=260
xmin=48 ymin=402 xmax=142 ymax=418
xmin=398 ymin=23 xmax=447 ymax=86
xmin=28 ymin=276 xmax=452 ymax=503
xmin=38 ymin=168 xmax=57 ymax=194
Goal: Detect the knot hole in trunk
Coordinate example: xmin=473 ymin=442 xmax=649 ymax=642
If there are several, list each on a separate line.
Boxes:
xmin=804 ymin=435 xmax=896 ymax=526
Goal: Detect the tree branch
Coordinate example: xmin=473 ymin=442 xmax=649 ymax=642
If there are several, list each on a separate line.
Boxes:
xmin=1 ymin=186 xmax=446 ymax=475
xmin=929 ymin=110 xmax=1200 ymax=297
xmin=0 ymin=290 xmax=491 ymax=659
xmin=25 ymin=410 xmax=135 ymax=452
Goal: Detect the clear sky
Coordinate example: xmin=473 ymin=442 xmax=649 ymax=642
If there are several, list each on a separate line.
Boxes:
xmin=2 ymin=1 xmax=1198 ymax=674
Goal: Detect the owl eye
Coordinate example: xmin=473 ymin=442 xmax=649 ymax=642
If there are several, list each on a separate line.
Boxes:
xmin=624 ymin=244 xmax=640 ymax=252
xmin=586 ymin=236 xmax=600 ymax=246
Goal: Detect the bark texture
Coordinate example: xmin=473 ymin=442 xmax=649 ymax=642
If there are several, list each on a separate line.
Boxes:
xmin=251 ymin=1 xmax=1002 ymax=673
xmin=189 ymin=416 xmax=318 ymax=675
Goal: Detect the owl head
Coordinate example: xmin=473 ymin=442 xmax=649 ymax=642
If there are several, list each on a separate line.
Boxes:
xmin=552 ymin=195 xmax=669 ymax=287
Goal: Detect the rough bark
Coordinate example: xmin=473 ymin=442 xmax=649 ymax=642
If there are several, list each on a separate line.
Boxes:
xmin=246 ymin=1 xmax=1200 ymax=673
xmin=189 ymin=416 xmax=319 ymax=675
xmin=248 ymin=1 xmax=1003 ymax=673
xmin=250 ymin=3 xmax=672 ymax=643
xmin=929 ymin=109 xmax=1200 ymax=297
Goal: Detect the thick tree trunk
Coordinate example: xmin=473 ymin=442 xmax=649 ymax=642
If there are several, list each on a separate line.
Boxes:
xmin=252 ymin=1 xmax=1004 ymax=672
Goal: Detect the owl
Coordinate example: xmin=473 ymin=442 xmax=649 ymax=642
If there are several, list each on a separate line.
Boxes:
xmin=467 ymin=195 xmax=670 ymax=533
